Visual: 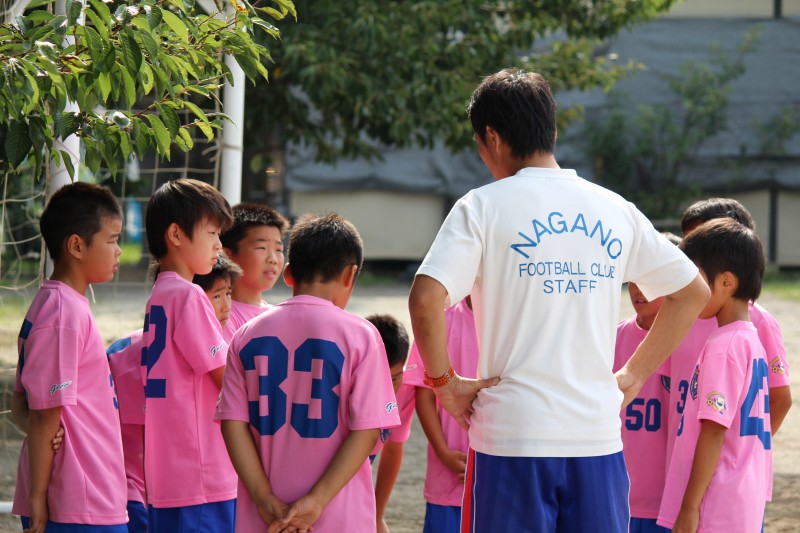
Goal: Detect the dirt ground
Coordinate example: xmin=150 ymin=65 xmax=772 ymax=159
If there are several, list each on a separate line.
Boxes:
xmin=0 ymin=280 xmax=798 ymax=532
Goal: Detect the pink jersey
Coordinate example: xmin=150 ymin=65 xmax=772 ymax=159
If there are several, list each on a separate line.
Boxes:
xmin=216 ymin=295 xmax=400 ymax=532
xmin=658 ymin=321 xmax=772 ymax=532
xmin=750 ymin=301 xmax=791 ymax=388
xmin=12 ymin=280 xmax=127 ymax=524
xmin=222 ymin=300 xmax=270 ymax=341
xmin=107 ymin=330 xmax=146 ymax=504
xmin=371 ymin=384 xmax=415 ymax=457
xmin=613 ymin=317 xmax=670 ymax=519
xmin=405 ymin=298 xmax=479 ymax=507
xmin=665 ymin=318 xmax=717 ymax=468
xmin=142 ymin=272 xmax=236 ymax=508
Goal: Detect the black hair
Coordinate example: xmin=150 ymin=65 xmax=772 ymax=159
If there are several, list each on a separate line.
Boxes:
xmin=366 ymin=314 xmax=410 ymax=367
xmin=40 ymin=182 xmax=122 ymax=262
xmin=661 ymin=231 xmax=682 ymax=246
xmin=220 ymin=202 xmax=290 ymax=254
xmin=145 ymin=178 xmax=233 ymax=259
xmin=288 ymin=213 xmax=363 ymax=285
xmin=680 ymin=198 xmax=756 ymax=235
xmin=680 ymin=218 xmax=765 ymax=301
xmin=468 ymin=68 xmax=557 ymax=159
xmin=192 ymin=252 xmax=243 ymax=292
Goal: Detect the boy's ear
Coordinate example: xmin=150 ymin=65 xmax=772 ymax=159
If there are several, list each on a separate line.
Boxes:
xmin=340 ymin=264 xmax=358 ymax=289
xmin=283 ymin=263 xmax=294 ymax=287
xmin=166 ymin=223 xmax=182 ymax=247
xmin=65 ymin=234 xmax=85 ymax=259
xmin=720 ymin=271 xmax=739 ymax=295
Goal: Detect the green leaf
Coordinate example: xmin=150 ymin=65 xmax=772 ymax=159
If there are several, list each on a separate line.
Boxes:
xmin=67 ymin=0 xmax=83 ymax=27
xmin=5 ymin=120 xmax=32 ymax=168
xmin=161 ymin=10 xmax=188 ymax=42
xmin=84 ymin=9 xmax=108 ymax=40
xmin=58 ymin=149 xmax=75 ymax=179
xmin=195 ymin=120 xmax=213 ymax=141
xmin=119 ymin=66 xmax=137 ymax=107
xmin=140 ymin=62 xmax=154 ymax=93
xmin=26 ymin=10 xmax=55 ymax=24
xmin=178 ymin=127 xmax=194 ymax=150
xmin=156 ymin=103 xmax=181 ymax=137
xmin=84 ymin=26 xmax=105 ymax=65
xmin=97 ymin=72 xmax=112 ymax=102
xmin=57 ymin=111 xmax=80 ymax=138
xmin=139 ymin=30 xmax=160 ymax=60
xmin=87 ymin=0 xmax=112 ymax=26
xmin=27 ymin=0 xmax=54 ymax=9
xmin=121 ymin=29 xmax=143 ymax=76
xmin=132 ymin=118 xmax=150 ymax=154
xmin=144 ymin=114 xmax=171 ymax=159
xmin=146 ymin=5 xmax=163 ymax=31
xmin=183 ymin=100 xmax=209 ymax=123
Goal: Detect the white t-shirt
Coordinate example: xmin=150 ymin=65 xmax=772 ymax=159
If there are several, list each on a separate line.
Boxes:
xmin=417 ymin=167 xmax=698 ymax=457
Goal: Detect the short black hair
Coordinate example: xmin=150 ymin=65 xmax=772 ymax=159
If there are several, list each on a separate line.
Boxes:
xmin=662 ymin=231 xmax=682 ymax=246
xmin=288 ymin=213 xmax=363 ymax=285
xmin=680 ymin=218 xmax=765 ymax=301
xmin=221 ymin=202 xmax=290 ymax=254
xmin=468 ymin=68 xmax=557 ymax=159
xmin=40 ymin=182 xmax=122 ymax=262
xmin=680 ymin=198 xmax=756 ymax=235
xmin=145 ymin=178 xmax=233 ymax=259
xmin=366 ymin=314 xmax=410 ymax=367
xmin=192 ymin=252 xmax=243 ymax=292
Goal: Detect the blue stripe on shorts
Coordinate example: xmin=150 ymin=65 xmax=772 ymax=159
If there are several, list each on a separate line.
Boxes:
xmin=148 ymin=499 xmax=236 ymax=533
xmin=20 ymin=517 xmax=127 ymax=533
xmin=423 ymin=502 xmax=461 ymax=533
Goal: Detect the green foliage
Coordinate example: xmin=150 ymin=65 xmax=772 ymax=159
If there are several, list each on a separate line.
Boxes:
xmin=245 ymin=0 xmax=676 ymax=164
xmin=0 ymin=0 xmax=295 ymax=178
xmin=583 ymin=28 xmax=760 ymax=219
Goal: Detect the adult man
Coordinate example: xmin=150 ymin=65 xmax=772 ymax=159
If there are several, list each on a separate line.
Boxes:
xmin=408 ymin=69 xmax=709 ymax=532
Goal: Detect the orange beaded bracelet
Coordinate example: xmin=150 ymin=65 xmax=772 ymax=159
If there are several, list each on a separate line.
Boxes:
xmin=423 ymin=366 xmax=456 ymax=388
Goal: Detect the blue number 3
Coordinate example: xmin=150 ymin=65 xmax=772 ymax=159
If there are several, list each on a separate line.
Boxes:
xmin=240 ymin=336 xmax=344 ymax=438
xmin=740 ymin=358 xmax=771 ymax=450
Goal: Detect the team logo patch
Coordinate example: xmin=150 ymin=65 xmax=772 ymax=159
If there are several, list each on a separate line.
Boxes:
xmin=385 ymin=402 xmax=398 ymax=414
xmin=706 ymin=391 xmax=726 ymax=414
xmin=661 ymin=375 xmax=671 ymax=393
xmin=770 ymin=357 xmax=786 ymax=375
xmin=50 ymin=381 xmax=73 ymax=396
xmin=690 ymin=365 xmax=700 ymax=400
xmin=210 ymin=343 xmax=225 ymax=358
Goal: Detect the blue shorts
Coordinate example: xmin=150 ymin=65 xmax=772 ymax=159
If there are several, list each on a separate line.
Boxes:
xmin=630 ymin=517 xmax=669 ymax=533
xmin=148 ymin=499 xmax=236 ymax=533
xmin=127 ymin=501 xmax=147 ymax=533
xmin=461 ymin=449 xmax=629 ymax=533
xmin=20 ymin=517 xmax=126 ymax=532
xmin=423 ymin=502 xmax=461 ymax=533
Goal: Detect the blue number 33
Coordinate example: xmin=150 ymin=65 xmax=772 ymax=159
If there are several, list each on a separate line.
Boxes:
xmin=239 ymin=336 xmax=344 ymax=439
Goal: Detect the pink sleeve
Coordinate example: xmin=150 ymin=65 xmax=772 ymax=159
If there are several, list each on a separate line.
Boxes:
xmin=388 ymin=385 xmax=416 ymax=443
xmin=22 ymin=326 xmax=81 ymax=409
xmin=756 ymin=316 xmax=790 ymax=388
xmin=215 ymin=336 xmax=250 ymax=422
xmin=174 ymin=291 xmax=228 ymax=375
xmin=403 ymin=343 xmax=426 ymax=388
xmin=696 ymin=352 xmax=745 ymax=429
xmin=348 ymin=329 xmax=401 ymax=431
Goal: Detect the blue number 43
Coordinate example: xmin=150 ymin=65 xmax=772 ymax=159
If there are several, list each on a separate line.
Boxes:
xmin=740 ymin=358 xmax=771 ymax=450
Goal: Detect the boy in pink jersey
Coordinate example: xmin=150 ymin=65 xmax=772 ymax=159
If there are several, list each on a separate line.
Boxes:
xmin=217 ymin=213 xmax=400 ymax=532
xmin=365 ymin=314 xmax=416 ymax=533
xmin=11 ymin=182 xmax=128 ymax=533
xmin=193 ymin=252 xmax=243 ymax=332
xmin=220 ymin=202 xmax=289 ymax=341
xmin=142 ymin=178 xmax=236 ymax=532
xmin=680 ymin=197 xmax=791 ymax=434
xmin=106 ymin=330 xmax=147 ymax=533
xmin=405 ymin=297 xmax=478 ymax=533
xmin=658 ymin=218 xmax=772 ymax=532
xmin=614 ymin=275 xmax=672 ymax=533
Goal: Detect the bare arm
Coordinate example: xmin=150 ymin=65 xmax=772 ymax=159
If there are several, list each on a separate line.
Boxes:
xmin=769 ymin=385 xmax=792 ymax=435
xmin=408 ymin=275 xmax=499 ymax=430
xmin=26 ymin=407 xmax=62 ymax=533
xmin=415 ymin=387 xmax=466 ymax=479
xmin=209 ymin=366 xmax=225 ymax=390
xmin=671 ymin=420 xmax=726 ymax=533
xmin=270 ymin=428 xmax=379 ymax=533
xmin=374 ymin=441 xmax=404 ymax=533
xmin=11 ymin=391 xmax=30 ymax=433
xmin=221 ymin=420 xmax=288 ymax=526
xmin=617 ymin=273 xmax=710 ymax=407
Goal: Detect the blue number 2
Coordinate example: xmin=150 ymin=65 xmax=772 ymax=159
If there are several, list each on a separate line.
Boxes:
xmin=143 ymin=306 xmax=167 ymax=398
xmin=740 ymin=358 xmax=771 ymax=450
xmin=240 ymin=336 xmax=343 ymax=438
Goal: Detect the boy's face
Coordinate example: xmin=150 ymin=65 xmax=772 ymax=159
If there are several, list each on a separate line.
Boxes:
xmin=227 ymin=225 xmax=284 ymax=293
xmin=389 ymin=362 xmax=405 ymax=394
xmin=184 ymin=218 xmax=223 ymax=276
xmin=82 ymin=216 xmax=123 ymax=284
xmin=627 ymin=282 xmax=664 ymax=322
xmin=205 ymin=276 xmax=233 ymax=330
